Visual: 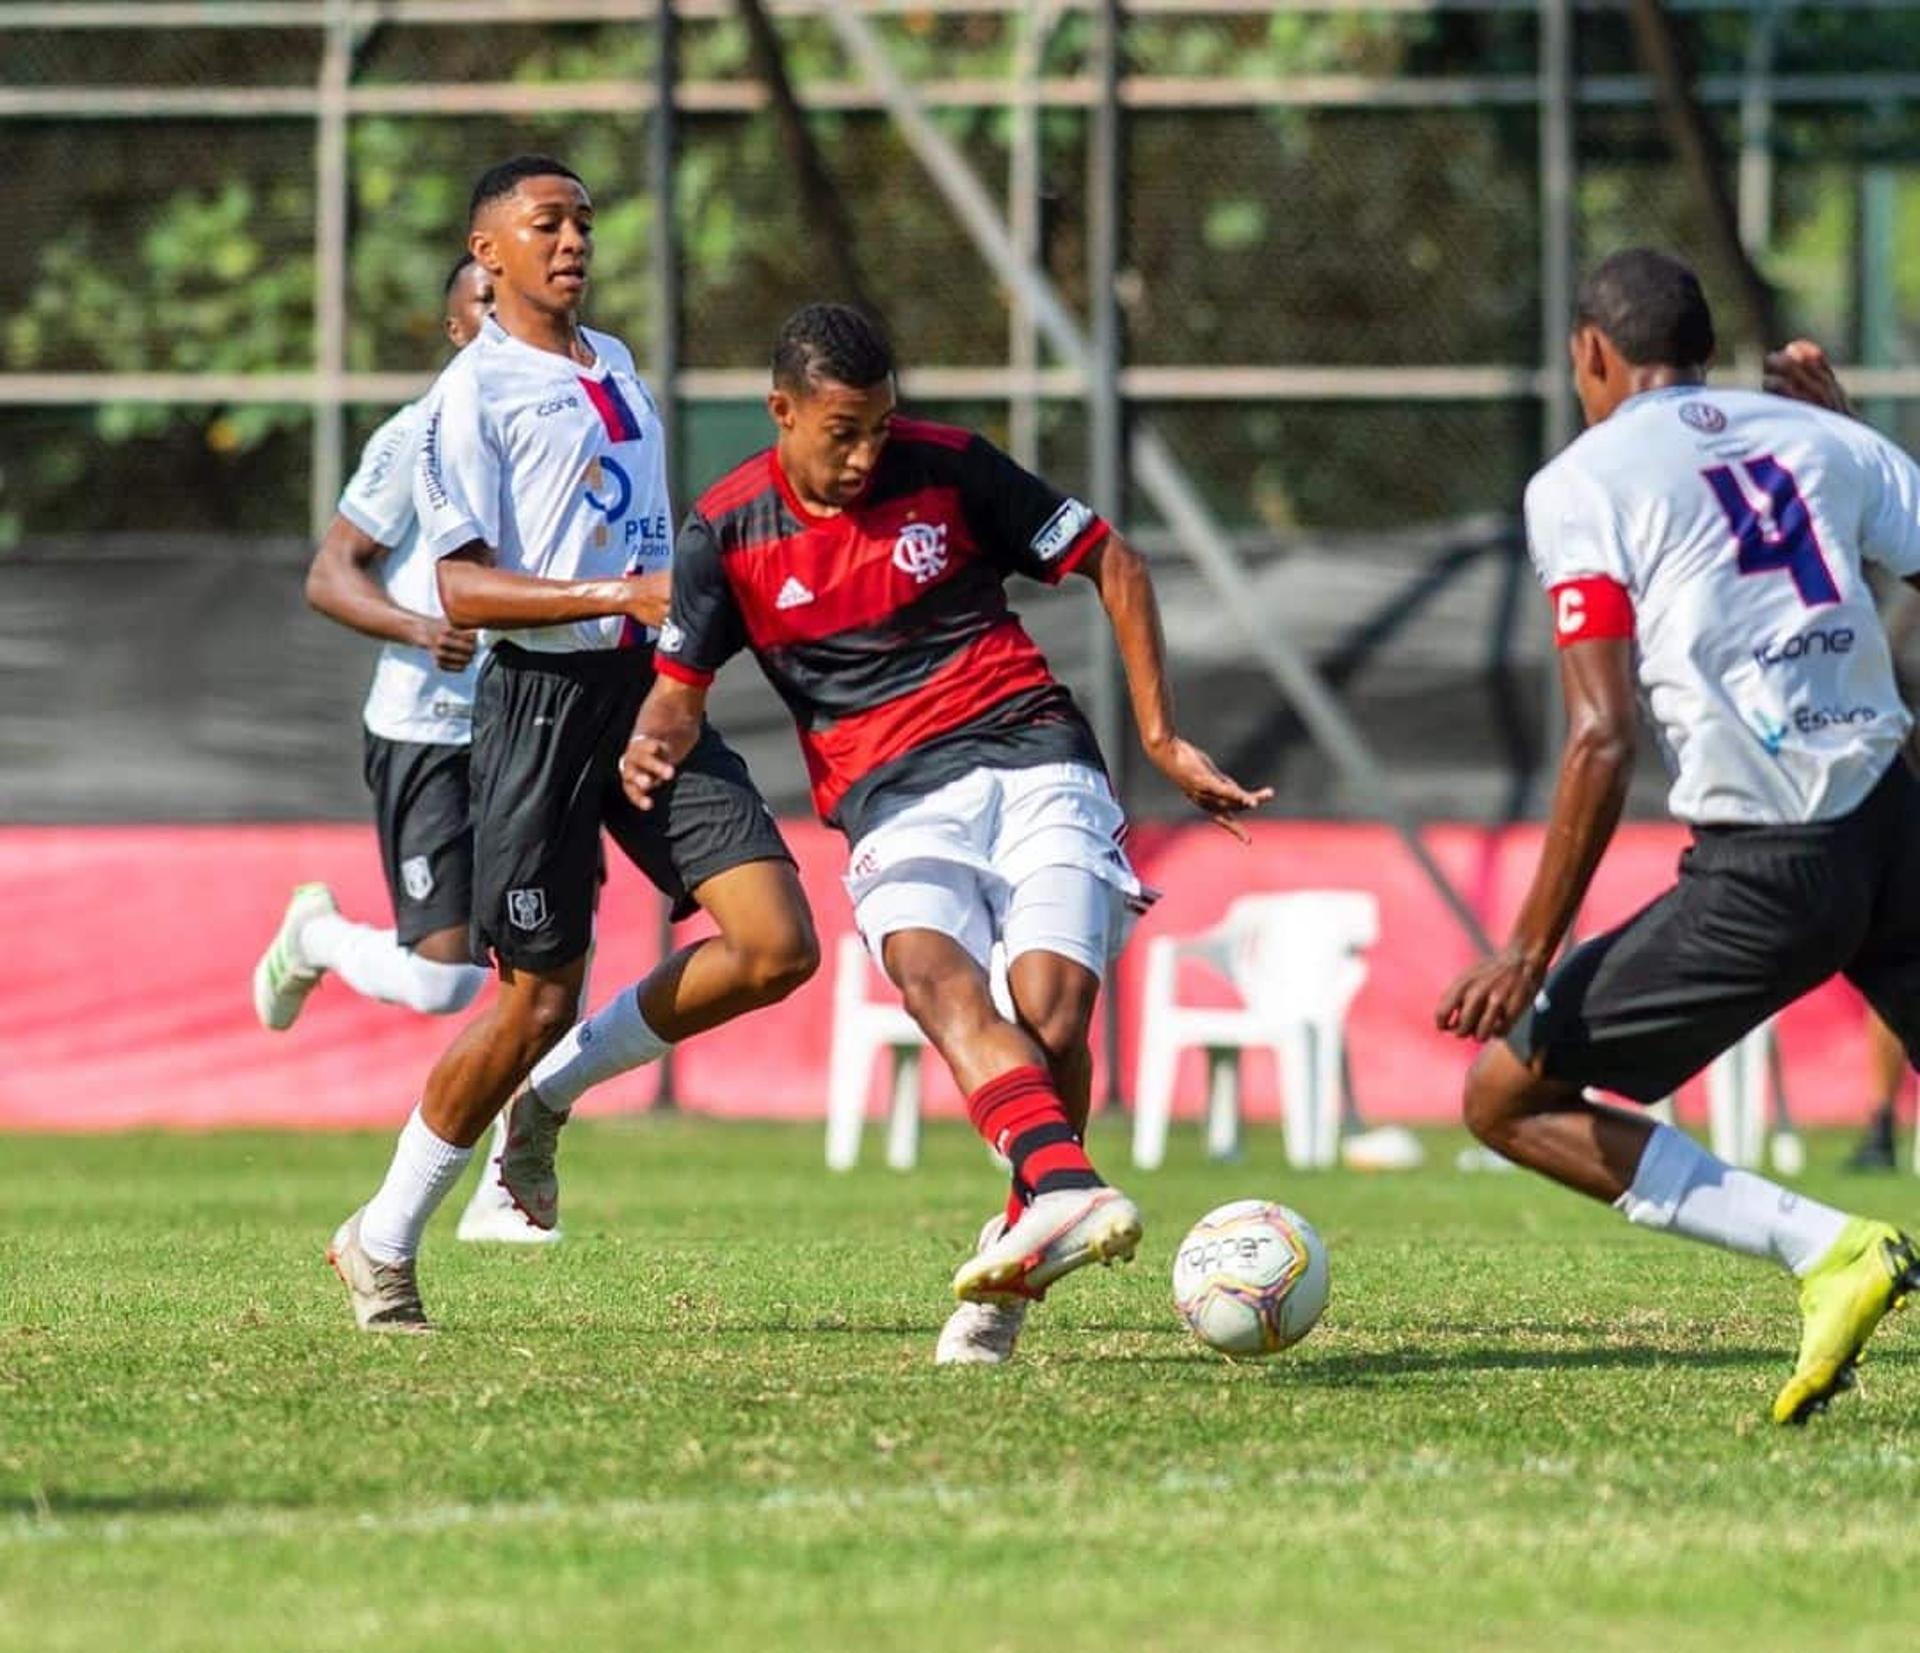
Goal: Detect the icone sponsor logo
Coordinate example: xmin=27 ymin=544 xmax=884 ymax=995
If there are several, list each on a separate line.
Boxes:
xmin=535 ymin=395 xmax=580 ymax=417
xmin=1753 ymin=627 xmax=1853 ymax=668
xmin=1031 ymin=498 xmax=1094 ymax=563
xmin=1792 ymin=704 xmax=1879 ymax=733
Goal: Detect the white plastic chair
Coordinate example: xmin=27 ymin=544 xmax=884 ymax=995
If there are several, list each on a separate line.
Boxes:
xmin=1131 ymin=891 xmax=1379 ymax=1171
xmin=824 ymin=933 xmax=1011 ymax=1171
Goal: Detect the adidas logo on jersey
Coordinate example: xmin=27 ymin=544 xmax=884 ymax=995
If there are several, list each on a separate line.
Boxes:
xmin=775 ymin=576 xmax=815 ymax=610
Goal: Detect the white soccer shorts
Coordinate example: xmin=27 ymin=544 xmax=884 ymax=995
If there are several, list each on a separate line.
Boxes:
xmin=846 ymin=762 xmax=1151 ymax=980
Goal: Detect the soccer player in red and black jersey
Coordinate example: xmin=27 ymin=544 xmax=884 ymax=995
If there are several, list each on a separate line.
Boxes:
xmin=623 ymin=304 xmax=1270 ymax=1363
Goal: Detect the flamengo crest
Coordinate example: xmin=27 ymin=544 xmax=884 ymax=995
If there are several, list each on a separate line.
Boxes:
xmin=892 ymin=520 xmax=949 ymax=584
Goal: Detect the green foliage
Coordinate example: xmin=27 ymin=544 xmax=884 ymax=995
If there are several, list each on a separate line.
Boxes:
xmin=2 ymin=1122 xmax=1919 ymax=1651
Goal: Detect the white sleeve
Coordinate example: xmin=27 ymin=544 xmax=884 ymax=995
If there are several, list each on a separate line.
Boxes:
xmin=336 ymin=408 xmax=419 ymax=548
xmin=1850 ymin=421 xmax=1920 ymax=578
xmin=414 ymin=367 xmax=503 ymax=560
xmin=1522 ymin=463 xmax=1632 ymax=591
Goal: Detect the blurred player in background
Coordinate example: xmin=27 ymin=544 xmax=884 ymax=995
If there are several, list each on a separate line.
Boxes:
xmin=328 ymin=157 xmax=817 ymax=1332
xmin=1438 ymin=250 xmax=1918 ymax=1425
xmin=252 ymin=251 xmax=549 ymax=1245
xmin=623 ymin=303 xmax=1269 ymax=1364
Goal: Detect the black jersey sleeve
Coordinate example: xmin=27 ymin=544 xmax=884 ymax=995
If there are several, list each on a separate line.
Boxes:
xmin=952 ymin=433 xmax=1110 ymax=585
xmin=655 ymin=511 xmax=747 ymax=686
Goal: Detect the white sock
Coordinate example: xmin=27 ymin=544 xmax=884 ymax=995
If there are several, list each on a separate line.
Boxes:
xmin=360 ymin=1107 xmax=475 ymax=1263
xmin=303 ymin=914 xmax=487 ymax=1016
xmin=525 ymin=986 xmax=670 ymax=1115
xmin=1613 ymin=1122 xmax=1850 ymax=1276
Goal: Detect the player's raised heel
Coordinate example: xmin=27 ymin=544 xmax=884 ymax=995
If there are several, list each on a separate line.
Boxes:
xmin=1772 ymin=1220 xmax=1918 ymax=1425
xmin=951 ymin=1187 xmax=1144 ymax=1304
xmin=252 ymin=882 xmax=338 ymax=1032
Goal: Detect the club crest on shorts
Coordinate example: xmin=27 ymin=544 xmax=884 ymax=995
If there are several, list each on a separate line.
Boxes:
xmin=892 ymin=519 xmax=949 ymax=584
xmin=400 ymin=855 xmax=435 ymax=902
xmin=506 ymin=887 xmax=549 ymax=931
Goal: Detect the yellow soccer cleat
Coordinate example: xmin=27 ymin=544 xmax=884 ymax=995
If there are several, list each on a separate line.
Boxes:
xmin=1773 ymin=1219 xmax=1920 ymax=1426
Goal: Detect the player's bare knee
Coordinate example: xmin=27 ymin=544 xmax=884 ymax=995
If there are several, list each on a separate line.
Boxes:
xmin=1024 ymin=999 xmax=1094 ymax=1068
xmin=510 ymin=980 xmax=582 ymax=1054
xmin=739 ymin=921 xmax=820 ymax=1003
xmin=1462 ymin=1045 xmax=1531 ymax=1145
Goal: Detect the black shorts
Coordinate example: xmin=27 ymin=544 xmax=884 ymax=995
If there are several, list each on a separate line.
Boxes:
xmin=468 ymin=642 xmax=793 ymax=971
xmin=362 ymin=732 xmax=475 ymax=948
xmin=1509 ymin=758 xmax=1920 ymax=1102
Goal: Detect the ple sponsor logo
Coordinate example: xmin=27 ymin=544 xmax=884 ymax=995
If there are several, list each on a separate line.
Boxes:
xmin=506 ymin=887 xmax=549 ymax=931
xmin=1753 ymin=626 xmax=1854 ymax=668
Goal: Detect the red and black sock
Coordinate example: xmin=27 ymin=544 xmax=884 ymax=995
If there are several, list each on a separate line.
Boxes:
xmin=967 ymin=1065 xmax=1102 ymax=1198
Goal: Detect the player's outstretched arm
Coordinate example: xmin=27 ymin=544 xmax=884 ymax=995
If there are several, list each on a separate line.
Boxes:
xmin=305 ymin=514 xmax=477 ymax=673
xmin=621 ymin=677 xmax=708 ymax=812
xmin=1079 ymin=533 xmax=1273 ymax=841
xmin=1763 ymin=339 xmax=1853 ymax=416
xmin=1436 ymin=637 xmax=1636 ymax=1042
xmin=436 ymin=545 xmax=669 ymax=633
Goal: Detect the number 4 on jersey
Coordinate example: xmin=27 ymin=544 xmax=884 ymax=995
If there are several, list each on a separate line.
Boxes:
xmin=1702 ymin=455 xmax=1840 ymax=608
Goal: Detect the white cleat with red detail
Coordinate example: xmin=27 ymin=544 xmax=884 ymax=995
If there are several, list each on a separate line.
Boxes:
xmin=457 ymin=1115 xmax=563 ymax=1244
xmin=496 ymin=1086 xmax=566 ymax=1233
xmin=936 ymin=1215 xmax=1030 ymax=1364
xmin=951 ymin=1186 xmax=1143 ymax=1304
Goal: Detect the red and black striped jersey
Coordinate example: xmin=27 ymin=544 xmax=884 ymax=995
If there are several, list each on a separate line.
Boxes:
xmin=655 ymin=418 xmax=1110 ymax=837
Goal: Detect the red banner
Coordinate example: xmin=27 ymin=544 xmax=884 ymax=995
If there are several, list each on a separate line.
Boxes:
xmin=0 ymin=821 xmax=1877 ymax=1132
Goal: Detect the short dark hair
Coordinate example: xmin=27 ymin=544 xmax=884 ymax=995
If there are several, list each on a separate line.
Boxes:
xmin=442 ymin=250 xmax=478 ymax=299
xmin=468 ymin=155 xmax=584 ymax=226
xmin=772 ymin=303 xmax=894 ymax=395
xmin=1575 ymin=248 xmax=1715 ymax=368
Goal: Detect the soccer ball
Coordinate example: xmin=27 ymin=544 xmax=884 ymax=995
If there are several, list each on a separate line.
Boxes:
xmin=1171 ymin=1199 xmax=1329 ymax=1357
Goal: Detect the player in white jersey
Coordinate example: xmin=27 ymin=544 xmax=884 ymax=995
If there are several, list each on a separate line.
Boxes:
xmin=1436 ymin=250 xmax=1918 ymax=1425
xmin=253 ymin=253 xmax=553 ymax=1246
xmin=254 ymin=254 xmax=490 ymax=1035
xmin=328 ymin=157 xmax=817 ymax=1332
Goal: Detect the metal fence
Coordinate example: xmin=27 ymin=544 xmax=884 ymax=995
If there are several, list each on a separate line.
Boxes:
xmin=3 ymin=0 xmax=1919 ymax=833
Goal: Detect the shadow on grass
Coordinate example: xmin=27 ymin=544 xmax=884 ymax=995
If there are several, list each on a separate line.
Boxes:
xmin=3 ymin=1487 xmax=229 ymax=1518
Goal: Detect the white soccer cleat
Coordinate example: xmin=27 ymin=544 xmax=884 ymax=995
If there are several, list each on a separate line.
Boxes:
xmin=252 ymin=882 xmax=337 ymax=1031
xmin=951 ymin=1186 xmax=1143 ymax=1304
xmin=496 ymin=1086 xmax=567 ymax=1232
xmin=456 ymin=1172 xmax=564 ymax=1245
xmin=327 ymin=1208 xmax=430 ymax=1333
xmin=935 ymin=1215 xmax=1030 ymax=1365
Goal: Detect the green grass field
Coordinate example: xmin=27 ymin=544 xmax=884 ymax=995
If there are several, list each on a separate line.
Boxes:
xmin=3 ymin=1119 xmax=1917 ymax=1652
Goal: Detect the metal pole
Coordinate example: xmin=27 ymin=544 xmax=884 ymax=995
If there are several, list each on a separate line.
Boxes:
xmin=823 ymin=2 xmax=1493 ymax=951
xmin=1737 ymin=1 xmax=1780 ymax=260
xmin=1535 ymin=0 xmax=1576 ymax=826
xmin=1087 ymin=0 xmax=1127 ymax=1107
xmin=1008 ymin=0 xmax=1046 ymax=469
xmin=310 ymin=0 xmax=351 ymax=539
xmin=651 ymin=0 xmax=683 ymax=1110
xmin=1859 ymin=159 xmax=1899 ymax=434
